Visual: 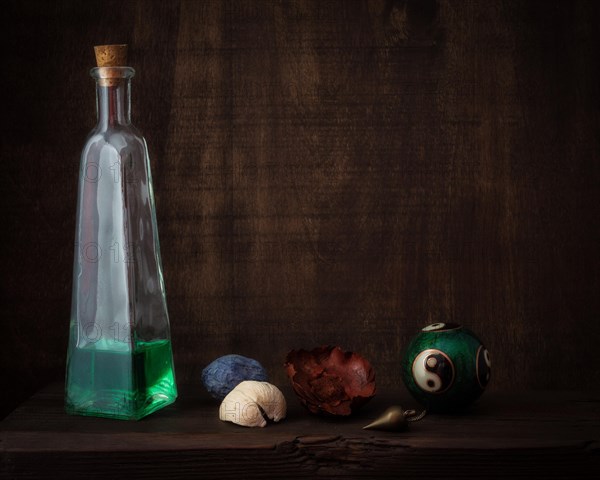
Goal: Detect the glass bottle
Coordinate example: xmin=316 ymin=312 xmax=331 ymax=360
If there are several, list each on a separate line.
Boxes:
xmin=65 ymin=45 xmax=177 ymax=420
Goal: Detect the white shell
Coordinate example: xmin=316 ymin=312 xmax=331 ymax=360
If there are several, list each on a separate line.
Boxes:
xmin=219 ymin=380 xmax=287 ymax=427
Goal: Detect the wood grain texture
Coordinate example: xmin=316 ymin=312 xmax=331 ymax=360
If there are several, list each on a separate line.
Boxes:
xmin=1 ymin=384 xmax=599 ymax=478
xmin=1 ymin=1 xmax=599 ymax=417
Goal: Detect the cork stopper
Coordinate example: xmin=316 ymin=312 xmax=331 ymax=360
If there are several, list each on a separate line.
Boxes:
xmin=94 ymin=44 xmax=128 ymax=67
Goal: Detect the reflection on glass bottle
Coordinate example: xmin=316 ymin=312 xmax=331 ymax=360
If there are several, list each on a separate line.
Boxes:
xmin=65 ymin=45 xmax=177 ymax=420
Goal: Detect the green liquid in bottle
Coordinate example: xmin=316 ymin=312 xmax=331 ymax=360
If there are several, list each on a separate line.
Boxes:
xmin=65 ymin=339 xmax=177 ymax=420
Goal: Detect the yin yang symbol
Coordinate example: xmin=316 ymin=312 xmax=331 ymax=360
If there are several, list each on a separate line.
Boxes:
xmin=476 ymin=345 xmax=491 ymax=388
xmin=412 ymin=349 xmax=455 ymax=394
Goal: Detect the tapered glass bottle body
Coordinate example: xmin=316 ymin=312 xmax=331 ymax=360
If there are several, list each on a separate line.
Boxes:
xmin=65 ymin=67 xmax=177 ymax=420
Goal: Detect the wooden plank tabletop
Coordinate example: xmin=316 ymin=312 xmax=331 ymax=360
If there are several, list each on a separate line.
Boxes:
xmin=1 ymin=384 xmax=599 ymax=479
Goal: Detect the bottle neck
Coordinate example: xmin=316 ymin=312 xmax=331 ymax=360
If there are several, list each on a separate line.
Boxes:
xmin=96 ymin=80 xmax=131 ymax=128
xmin=90 ymin=66 xmax=135 ymax=129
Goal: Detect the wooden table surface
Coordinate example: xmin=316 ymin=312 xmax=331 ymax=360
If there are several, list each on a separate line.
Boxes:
xmin=1 ymin=384 xmax=599 ymax=479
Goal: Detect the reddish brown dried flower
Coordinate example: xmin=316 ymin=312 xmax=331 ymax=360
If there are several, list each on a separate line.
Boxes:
xmin=284 ymin=346 xmax=376 ymax=416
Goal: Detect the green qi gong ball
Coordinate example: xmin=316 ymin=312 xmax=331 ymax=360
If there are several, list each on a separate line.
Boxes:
xmin=401 ymin=323 xmax=491 ymax=412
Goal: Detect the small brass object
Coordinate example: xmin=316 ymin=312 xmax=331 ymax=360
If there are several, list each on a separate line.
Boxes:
xmin=363 ymin=406 xmax=427 ymax=432
xmin=363 ymin=406 xmax=408 ymax=431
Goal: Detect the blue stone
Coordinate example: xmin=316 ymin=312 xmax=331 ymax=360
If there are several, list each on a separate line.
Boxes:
xmin=201 ymin=354 xmax=269 ymax=400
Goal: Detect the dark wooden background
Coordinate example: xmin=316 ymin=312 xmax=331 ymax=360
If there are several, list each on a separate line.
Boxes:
xmin=1 ymin=0 xmax=598 ymax=418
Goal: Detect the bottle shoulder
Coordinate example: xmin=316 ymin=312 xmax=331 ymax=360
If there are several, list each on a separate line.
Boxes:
xmin=83 ymin=124 xmax=147 ymax=153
